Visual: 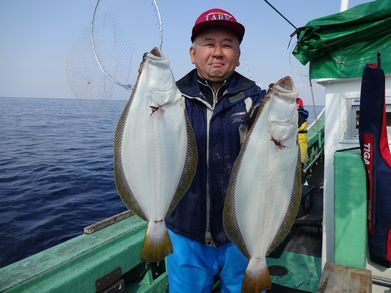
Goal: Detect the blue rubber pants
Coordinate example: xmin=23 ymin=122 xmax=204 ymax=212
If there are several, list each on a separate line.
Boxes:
xmin=167 ymin=229 xmax=248 ymax=293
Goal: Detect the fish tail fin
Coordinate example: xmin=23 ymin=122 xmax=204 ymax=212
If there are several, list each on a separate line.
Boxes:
xmin=242 ymin=258 xmax=272 ymax=292
xmin=141 ymin=220 xmax=173 ymax=263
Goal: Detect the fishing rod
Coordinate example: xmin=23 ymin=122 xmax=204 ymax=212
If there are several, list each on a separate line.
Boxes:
xmin=264 ymin=0 xmax=297 ymax=30
xmin=263 ymin=1 xmax=322 ymax=145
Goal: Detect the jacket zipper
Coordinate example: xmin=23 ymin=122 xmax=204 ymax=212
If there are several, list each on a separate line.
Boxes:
xmin=181 ymin=81 xmax=226 ymax=247
xmin=204 ymin=81 xmax=225 ymax=247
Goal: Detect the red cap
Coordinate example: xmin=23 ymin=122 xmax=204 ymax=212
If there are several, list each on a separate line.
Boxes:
xmin=296 ymin=98 xmax=304 ymax=108
xmin=191 ymin=8 xmax=245 ymax=43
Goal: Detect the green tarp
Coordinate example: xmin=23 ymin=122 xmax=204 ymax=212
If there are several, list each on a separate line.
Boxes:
xmin=292 ymin=0 xmax=391 ymax=79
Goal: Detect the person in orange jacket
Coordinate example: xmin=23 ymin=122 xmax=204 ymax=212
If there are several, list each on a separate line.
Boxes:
xmin=297 ymin=97 xmax=309 ymax=164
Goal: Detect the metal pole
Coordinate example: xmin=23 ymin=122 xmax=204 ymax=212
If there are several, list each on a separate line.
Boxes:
xmin=340 ymin=0 xmax=349 ymax=12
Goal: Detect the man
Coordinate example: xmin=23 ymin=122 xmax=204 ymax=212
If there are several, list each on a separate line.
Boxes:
xmin=165 ymin=8 xmax=265 ymax=292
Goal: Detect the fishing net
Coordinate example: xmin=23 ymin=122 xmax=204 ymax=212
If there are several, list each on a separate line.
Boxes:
xmin=66 ymin=0 xmax=163 ymax=113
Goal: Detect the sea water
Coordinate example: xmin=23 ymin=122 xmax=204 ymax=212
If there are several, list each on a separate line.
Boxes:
xmin=0 ymin=97 xmax=324 ymax=268
xmin=0 ymin=97 xmax=127 ymax=267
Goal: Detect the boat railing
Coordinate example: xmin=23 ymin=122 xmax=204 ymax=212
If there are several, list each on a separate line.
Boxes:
xmin=0 ymin=212 xmax=167 ymax=293
xmin=303 ymin=107 xmax=325 ymax=177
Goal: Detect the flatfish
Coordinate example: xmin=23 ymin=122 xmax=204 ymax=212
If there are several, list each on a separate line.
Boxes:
xmin=114 ymin=48 xmax=198 ymax=263
xmin=223 ymin=76 xmax=302 ymax=292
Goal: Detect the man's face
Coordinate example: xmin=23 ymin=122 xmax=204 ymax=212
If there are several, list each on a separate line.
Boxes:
xmin=190 ymin=28 xmax=240 ymax=82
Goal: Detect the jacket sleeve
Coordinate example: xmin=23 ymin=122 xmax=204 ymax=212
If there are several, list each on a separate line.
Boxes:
xmin=238 ymin=87 xmax=266 ymax=143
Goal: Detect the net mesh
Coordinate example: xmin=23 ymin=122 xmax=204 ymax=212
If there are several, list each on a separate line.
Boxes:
xmin=66 ymin=0 xmax=162 ymax=113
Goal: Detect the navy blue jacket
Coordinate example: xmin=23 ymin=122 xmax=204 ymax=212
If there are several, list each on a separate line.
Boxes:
xmin=165 ymin=69 xmax=265 ymax=247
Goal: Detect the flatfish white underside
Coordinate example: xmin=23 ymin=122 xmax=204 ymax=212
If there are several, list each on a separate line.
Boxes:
xmin=235 ymin=96 xmax=298 ymax=256
xmin=120 ymin=87 xmax=187 ymax=221
xmin=224 ymin=76 xmax=301 ymax=292
xmin=114 ymin=48 xmax=197 ymax=263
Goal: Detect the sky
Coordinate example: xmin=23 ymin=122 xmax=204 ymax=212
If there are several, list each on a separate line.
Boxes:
xmin=0 ymin=0 xmax=373 ymax=106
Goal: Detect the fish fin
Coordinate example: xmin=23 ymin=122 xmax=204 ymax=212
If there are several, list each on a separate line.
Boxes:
xmin=113 ymin=84 xmax=147 ymax=221
xmin=242 ymin=260 xmax=272 ymax=292
xmin=223 ymin=133 xmax=251 ymax=258
xmin=141 ymin=221 xmax=173 ymax=263
xmin=223 ymin=154 xmax=250 ymax=258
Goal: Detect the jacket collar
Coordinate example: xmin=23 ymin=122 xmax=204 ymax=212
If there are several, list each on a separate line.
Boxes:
xmin=176 ymin=69 xmax=256 ymax=99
